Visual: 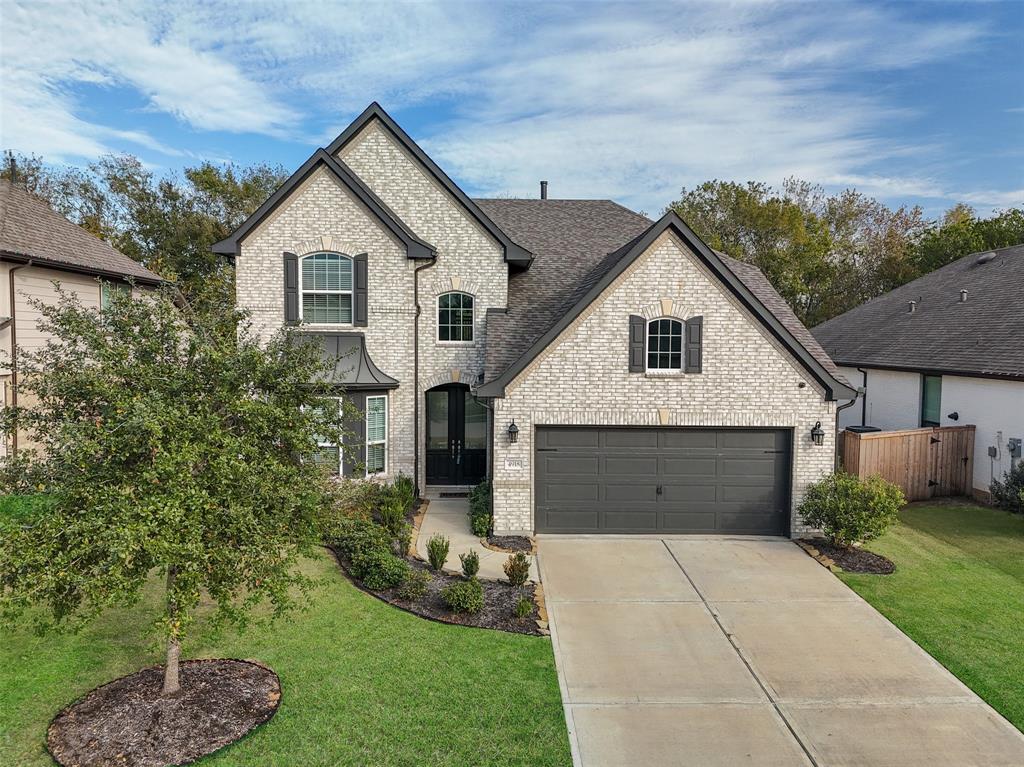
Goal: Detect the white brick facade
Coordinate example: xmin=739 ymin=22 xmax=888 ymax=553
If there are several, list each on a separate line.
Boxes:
xmin=490 ymin=231 xmax=836 ymax=535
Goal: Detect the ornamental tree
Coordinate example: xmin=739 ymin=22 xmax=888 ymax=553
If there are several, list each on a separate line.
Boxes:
xmin=0 ymin=284 xmax=354 ymax=695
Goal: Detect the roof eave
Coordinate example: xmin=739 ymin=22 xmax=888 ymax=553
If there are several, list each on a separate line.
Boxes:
xmin=0 ymin=250 xmax=165 ymax=287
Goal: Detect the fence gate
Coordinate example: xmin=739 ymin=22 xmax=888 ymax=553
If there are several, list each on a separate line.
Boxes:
xmin=839 ymin=425 xmax=975 ymax=501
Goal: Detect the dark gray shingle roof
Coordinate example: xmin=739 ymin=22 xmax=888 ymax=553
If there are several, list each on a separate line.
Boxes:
xmin=812 ymin=244 xmax=1024 ymax=380
xmin=0 ymin=179 xmax=163 ymax=283
xmin=476 ymin=199 xmax=846 ymax=390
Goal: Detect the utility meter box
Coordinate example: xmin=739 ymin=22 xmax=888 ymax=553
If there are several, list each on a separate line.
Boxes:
xmin=1009 ymin=438 xmax=1023 ymax=459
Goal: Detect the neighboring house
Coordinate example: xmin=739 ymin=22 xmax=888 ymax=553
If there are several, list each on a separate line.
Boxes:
xmin=219 ymin=103 xmax=855 ymax=537
xmin=813 ymin=244 xmax=1024 ymax=497
xmin=0 ymin=179 xmax=163 ymax=455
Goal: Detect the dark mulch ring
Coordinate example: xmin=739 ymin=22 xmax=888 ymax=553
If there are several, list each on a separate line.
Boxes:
xmin=800 ymin=538 xmax=896 ymax=574
xmin=485 ymin=535 xmax=534 ymax=553
xmin=330 ymin=549 xmax=540 ymax=635
xmin=47 ymin=659 xmax=280 ymax=767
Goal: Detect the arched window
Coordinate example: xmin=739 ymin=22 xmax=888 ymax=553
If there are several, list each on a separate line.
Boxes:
xmin=438 ymin=292 xmax=474 ymax=342
xmin=301 ymin=252 xmax=353 ymax=323
xmin=647 ymin=317 xmax=682 ymax=370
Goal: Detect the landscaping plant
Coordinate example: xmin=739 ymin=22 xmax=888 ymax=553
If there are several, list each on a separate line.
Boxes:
xmin=392 ymin=472 xmax=417 ymax=513
xmin=990 ymin=461 xmax=1024 ymax=514
xmin=426 ymin=534 xmax=450 ymax=571
xmin=441 ymin=578 xmax=484 ymax=614
xmin=798 ymin=472 xmax=905 ymax=548
xmin=468 ymin=479 xmax=491 ymax=537
xmin=379 ymin=495 xmax=407 ymax=538
xmin=513 ymin=596 xmax=533 ymax=621
xmin=397 ymin=569 xmax=432 ymax=601
xmin=353 ymin=548 xmax=410 ymax=591
xmin=0 ymin=286 xmax=354 ymax=697
xmin=460 ymin=550 xmax=480 ymax=578
xmin=504 ymin=552 xmax=532 ymax=587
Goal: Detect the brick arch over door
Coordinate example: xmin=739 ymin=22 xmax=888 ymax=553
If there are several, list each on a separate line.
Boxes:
xmin=421 ymin=368 xmax=479 ymax=391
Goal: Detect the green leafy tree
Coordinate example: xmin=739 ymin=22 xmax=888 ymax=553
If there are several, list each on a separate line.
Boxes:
xmin=915 ymin=204 xmax=1024 ymax=274
xmin=0 ymin=285 xmax=353 ymax=696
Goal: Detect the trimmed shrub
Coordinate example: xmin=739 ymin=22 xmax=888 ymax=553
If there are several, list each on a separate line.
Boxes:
xmin=379 ymin=496 xmax=407 ymax=537
xmin=329 ymin=516 xmax=391 ymax=562
xmin=513 ymin=595 xmax=533 ymax=620
xmin=798 ymin=472 xmax=904 ymax=548
xmin=395 ymin=523 xmax=413 ymax=557
xmin=504 ymin=552 xmax=532 ymax=587
xmin=991 ymin=461 xmax=1024 ymax=514
xmin=392 ymin=472 xmax=417 ymax=513
xmin=459 ymin=550 xmax=480 ymax=578
xmin=442 ymin=577 xmax=484 ymax=614
xmin=397 ymin=568 xmax=432 ymax=601
xmin=426 ymin=533 xmax=449 ymax=571
xmin=468 ymin=479 xmax=491 ymax=537
xmin=354 ymin=548 xmax=410 ymax=591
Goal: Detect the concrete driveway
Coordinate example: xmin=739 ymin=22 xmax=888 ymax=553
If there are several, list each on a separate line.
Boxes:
xmin=537 ymin=537 xmax=1024 ymax=767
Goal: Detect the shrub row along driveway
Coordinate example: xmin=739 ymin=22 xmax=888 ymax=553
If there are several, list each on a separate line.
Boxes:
xmin=538 ymin=536 xmax=1024 ymax=767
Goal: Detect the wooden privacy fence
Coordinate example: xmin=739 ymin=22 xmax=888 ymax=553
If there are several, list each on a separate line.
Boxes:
xmin=840 ymin=425 xmax=975 ymax=501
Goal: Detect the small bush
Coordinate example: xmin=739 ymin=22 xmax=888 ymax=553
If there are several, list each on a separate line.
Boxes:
xmin=468 ymin=479 xmax=491 ymax=537
xmin=395 ymin=523 xmax=413 ymax=557
xmin=392 ymin=472 xmax=417 ymax=513
xmin=427 ymin=533 xmax=449 ymax=571
xmin=459 ymin=550 xmax=480 ymax=578
xmin=504 ymin=552 xmax=531 ymax=587
xmin=354 ymin=548 xmax=410 ymax=590
xmin=379 ymin=496 xmax=407 ymax=537
xmin=329 ymin=516 xmax=392 ymax=561
xmin=798 ymin=472 xmax=904 ymax=548
xmin=397 ymin=568 xmax=432 ymax=601
xmin=442 ymin=577 xmax=484 ymax=614
xmin=991 ymin=461 xmax=1024 ymax=514
xmin=513 ymin=595 xmax=533 ymax=620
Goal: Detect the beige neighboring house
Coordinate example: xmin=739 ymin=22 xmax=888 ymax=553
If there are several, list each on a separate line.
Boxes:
xmin=0 ymin=178 xmax=163 ymax=456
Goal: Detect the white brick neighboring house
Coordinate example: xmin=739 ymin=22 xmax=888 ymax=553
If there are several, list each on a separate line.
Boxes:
xmin=220 ymin=103 xmax=856 ymax=537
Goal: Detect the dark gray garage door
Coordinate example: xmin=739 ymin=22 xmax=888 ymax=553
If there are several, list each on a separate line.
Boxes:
xmin=535 ymin=427 xmax=791 ymax=535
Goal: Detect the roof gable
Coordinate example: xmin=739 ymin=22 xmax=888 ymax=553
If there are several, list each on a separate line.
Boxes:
xmin=477 ymin=210 xmax=855 ymax=401
xmin=212 ymin=149 xmax=435 ymax=259
xmin=325 ymin=103 xmax=532 ymax=268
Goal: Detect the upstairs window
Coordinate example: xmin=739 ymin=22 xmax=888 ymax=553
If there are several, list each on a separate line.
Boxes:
xmin=301 ymin=253 xmax=352 ymax=323
xmin=647 ymin=318 xmax=682 ymax=370
xmin=438 ymin=292 xmax=474 ymax=342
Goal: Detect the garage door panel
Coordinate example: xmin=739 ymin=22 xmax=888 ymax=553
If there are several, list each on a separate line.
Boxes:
xmin=535 ymin=427 xmax=790 ymax=535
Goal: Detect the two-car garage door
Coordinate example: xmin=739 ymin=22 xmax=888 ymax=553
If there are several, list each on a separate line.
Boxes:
xmin=534 ymin=427 xmax=791 ymax=535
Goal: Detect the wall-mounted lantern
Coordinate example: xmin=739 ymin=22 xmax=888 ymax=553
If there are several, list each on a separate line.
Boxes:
xmin=947 ymin=411 xmax=959 ymax=421
xmin=810 ymin=421 xmax=825 ymax=446
xmin=507 ymin=420 xmax=519 ymax=444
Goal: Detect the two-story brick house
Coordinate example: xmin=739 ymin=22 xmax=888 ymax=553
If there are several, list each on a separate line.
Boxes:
xmin=218 ymin=103 xmax=855 ymax=538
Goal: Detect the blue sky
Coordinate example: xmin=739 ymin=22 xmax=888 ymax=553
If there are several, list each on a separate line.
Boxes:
xmin=1 ymin=0 xmax=1021 ymax=219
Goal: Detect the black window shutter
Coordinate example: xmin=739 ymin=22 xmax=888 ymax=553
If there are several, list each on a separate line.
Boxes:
xmin=628 ymin=315 xmax=646 ymax=373
xmin=283 ymin=252 xmax=299 ymax=324
xmin=353 ymin=253 xmax=368 ymax=327
xmin=685 ymin=316 xmax=703 ymax=373
xmin=343 ymin=392 xmax=366 ymax=477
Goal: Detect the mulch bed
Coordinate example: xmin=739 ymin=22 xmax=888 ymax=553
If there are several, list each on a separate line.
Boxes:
xmin=47 ymin=659 xmax=280 ymax=767
xmin=485 ymin=535 xmax=534 ymax=553
xmin=329 ymin=548 xmax=541 ymax=635
xmin=800 ymin=538 xmax=896 ymax=574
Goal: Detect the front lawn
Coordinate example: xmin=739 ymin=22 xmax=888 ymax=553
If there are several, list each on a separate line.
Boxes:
xmin=839 ymin=501 xmax=1024 ymax=731
xmin=0 ymin=550 xmax=571 ymax=766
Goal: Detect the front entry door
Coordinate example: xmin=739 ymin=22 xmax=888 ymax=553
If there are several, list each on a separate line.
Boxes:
xmin=426 ymin=384 xmax=487 ymax=485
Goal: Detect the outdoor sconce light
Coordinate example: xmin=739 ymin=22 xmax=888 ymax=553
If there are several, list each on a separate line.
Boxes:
xmin=947 ymin=411 xmax=959 ymax=421
xmin=507 ymin=420 xmax=519 ymax=444
xmin=810 ymin=421 xmax=825 ymax=446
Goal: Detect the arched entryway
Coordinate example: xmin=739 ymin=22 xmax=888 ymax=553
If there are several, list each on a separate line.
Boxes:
xmin=425 ymin=383 xmax=487 ymax=485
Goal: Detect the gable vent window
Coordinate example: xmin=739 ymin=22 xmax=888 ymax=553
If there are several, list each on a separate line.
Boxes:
xmin=438 ymin=292 xmax=474 ymax=342
xmin=647 ymin=318 xmax=683 ymax=370
xmin=301 ymin=253 xmax=352 ymax=323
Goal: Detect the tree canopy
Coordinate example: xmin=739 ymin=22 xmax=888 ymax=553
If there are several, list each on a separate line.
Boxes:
xmin=0 ymin=286 xmax=352 ymax=694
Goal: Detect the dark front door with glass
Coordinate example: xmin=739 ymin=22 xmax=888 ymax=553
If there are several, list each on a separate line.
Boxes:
xmin=426 ymin=384 xmax=487 ymax=485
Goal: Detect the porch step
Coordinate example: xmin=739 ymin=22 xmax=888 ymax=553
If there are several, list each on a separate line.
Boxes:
xmin=423 ymin=485 xmax=474 ymax=499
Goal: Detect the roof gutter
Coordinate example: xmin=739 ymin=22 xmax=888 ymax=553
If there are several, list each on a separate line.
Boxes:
xmin=7 ymin=259 xmax=32 ymax=454
xmin=0 ymin=251 xmax=163 ymax=287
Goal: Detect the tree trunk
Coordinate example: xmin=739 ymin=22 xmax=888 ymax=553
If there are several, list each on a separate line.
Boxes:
xmin=162 ymin=567 xmax=182 ymax=697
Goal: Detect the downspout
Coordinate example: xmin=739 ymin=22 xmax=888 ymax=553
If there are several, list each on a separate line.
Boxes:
xmin=475 ymin=394 xmax=496 ymax=535
xmin=856 ymin=367 xmax=868 ymax=426
xmin=834 ymin=391 xmax=862 ymax=471
xmin=7 ymin=260 xmax=32 ymax=454
xmin=412 ymin=256 xmax=438 ymax=494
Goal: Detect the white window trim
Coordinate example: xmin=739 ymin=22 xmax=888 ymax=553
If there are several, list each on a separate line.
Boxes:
xmin=436 ymin=291 xmax=475 ymax=345
xmin=299 ymin=253 xmax=354 ymax=326
xmin=365 ymin=394 xmax=388 ymax=477
xmin=645 ymin=316 xmax=684 ymax=373
xmin=313 ymin=397 xmax=344 ymax=475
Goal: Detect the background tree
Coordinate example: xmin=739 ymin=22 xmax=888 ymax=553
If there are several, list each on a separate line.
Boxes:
xmin=914 ymin=204 xmax=1024 ymax=274
xmin=0 ymin=285 xmax=353 ymax=696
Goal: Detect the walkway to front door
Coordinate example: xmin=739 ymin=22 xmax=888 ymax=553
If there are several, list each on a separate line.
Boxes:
xmin=425 ymin=383 xmax=486 ymax=485
xmin=538 ymin=537 xmax=1024 ymax=767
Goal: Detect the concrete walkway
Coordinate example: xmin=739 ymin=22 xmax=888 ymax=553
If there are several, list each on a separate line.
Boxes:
xmin=538 ymin=536 xmax=1024 ymax=767
xmin=416 ymin=497 xmax=539 ymax=581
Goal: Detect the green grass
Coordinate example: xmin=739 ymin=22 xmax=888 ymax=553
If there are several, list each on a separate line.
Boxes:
xmin=839 ymin=502 xmax=1024 ymax=731
xmin=0 ymin=551 xmax=571 ymax=766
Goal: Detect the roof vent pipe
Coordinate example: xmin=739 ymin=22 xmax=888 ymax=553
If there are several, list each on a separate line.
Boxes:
xmin=908 ymin=300 xmax=917 ymax=314
xmin=960 ymin=289 xmax=968 ymax=303
xmin=540 ymin=180 xmax=548 ymax=200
